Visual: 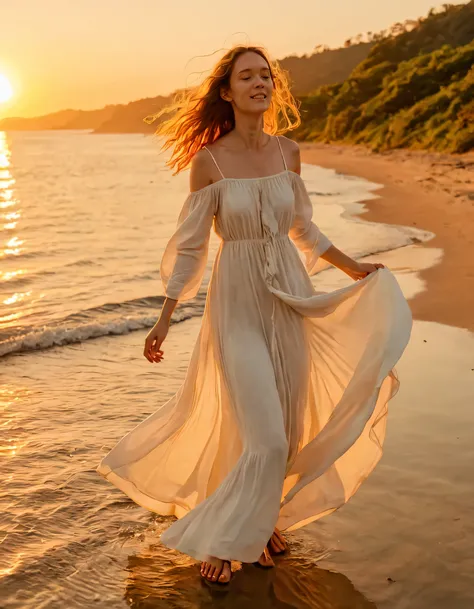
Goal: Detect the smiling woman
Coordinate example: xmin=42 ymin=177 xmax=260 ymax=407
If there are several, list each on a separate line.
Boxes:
xmin=0 ymin=74 xmax=13 ymax=103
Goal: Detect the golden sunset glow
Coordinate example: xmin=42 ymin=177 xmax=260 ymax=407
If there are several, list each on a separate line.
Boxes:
xmin=0 ymin=74 xmax=13 ymax=103
xmin=1 ymin=1 xmax=460 ymax=118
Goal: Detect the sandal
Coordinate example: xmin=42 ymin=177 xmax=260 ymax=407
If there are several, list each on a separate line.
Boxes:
xmin=252 ymin=546 xmax=275 ymax=569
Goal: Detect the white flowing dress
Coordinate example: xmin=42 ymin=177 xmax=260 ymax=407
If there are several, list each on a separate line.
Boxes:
xmin=97 ymin=137 xmax=412 ymax=563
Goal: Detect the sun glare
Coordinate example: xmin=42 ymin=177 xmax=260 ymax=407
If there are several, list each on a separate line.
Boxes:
xmin=0 ymin=74 xmax=13 ymax=103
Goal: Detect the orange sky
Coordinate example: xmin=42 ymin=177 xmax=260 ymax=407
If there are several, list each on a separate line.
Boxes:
xmin=0 ymin=0 xmax=467 ymax=118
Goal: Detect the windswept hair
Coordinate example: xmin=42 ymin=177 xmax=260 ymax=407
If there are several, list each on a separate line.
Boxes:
xmin=145 ymin=45 xmax=301 ymax=175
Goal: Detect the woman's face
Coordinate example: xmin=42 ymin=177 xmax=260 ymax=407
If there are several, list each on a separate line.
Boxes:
xmin=223 ymin=51 xmax=273 ymax=113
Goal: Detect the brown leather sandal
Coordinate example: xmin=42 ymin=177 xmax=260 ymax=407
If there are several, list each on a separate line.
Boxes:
xmin=252 ymin=546 xmax=275 ymax=568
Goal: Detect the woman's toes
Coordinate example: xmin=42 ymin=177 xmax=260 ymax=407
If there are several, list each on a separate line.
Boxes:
xmin=218 ymin=562 xmax=231 ymax=582
xmin=267 ymin=532 xmax=285 ymax=554
xmin=271 ymin=529 xmax=287 ymax=552
xmin=201 ymin=557 xmax=231 ymax=583
xmin=275 ymin=530 xmax=287 ymax=548
xmin=275 ymin=536 xmax=285 ymax=551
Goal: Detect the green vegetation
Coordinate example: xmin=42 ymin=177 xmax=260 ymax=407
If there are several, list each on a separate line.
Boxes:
xmin=295 ymin=2 xmax=474 ymax=153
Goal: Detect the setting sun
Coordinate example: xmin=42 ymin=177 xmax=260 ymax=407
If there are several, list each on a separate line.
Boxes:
xmin=0 ymin=74 xmax=13 ymax=103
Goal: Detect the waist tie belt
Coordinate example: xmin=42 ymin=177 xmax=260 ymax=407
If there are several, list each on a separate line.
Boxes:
xmin=224 ymin=235 xmax=289 ymax=243
xmin=258 ymin=187 xmax=282 ymax=364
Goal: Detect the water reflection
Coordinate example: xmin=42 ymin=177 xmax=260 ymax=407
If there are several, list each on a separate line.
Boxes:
xmin=3 ymin=235 xmax=23 ymax=256
xmin=123 ymin=549 xmax=376 ymax=609
xmin=3 ymin=209 xmax=19 ymax=230
xmin=0 ymin=132 xmax=21 ymax=257
xmin=0 ymin=132 xmax=15 ymax=191
xmin=0 ymin=130 xmax=16 ymax=256
xmin=0 ymin=188 xmax=14 ymax=209
xmin=0 ymin=386 xmax=28 ymax=459
xmin=0 ymin=131 xmax=29 ymax=328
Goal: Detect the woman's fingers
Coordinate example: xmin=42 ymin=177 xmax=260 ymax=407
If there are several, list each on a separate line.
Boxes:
xmin=144 ymin=336 xmax=165 ymax=363
xmin=149 ymin=347 xmax=164 ymax=363
xmin=143 ymin=338 xmax=155 ymax=362
xmin=144 ymin=322 xmax=169 ymax=363
xmin=143 ymin=343 xmax=153 ymax=362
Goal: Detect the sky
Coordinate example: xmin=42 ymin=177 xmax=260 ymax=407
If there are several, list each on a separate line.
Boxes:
xmin=0 ymin=0 xmax=468 ymax=118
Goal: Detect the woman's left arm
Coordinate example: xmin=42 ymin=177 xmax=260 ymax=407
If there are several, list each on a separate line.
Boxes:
xmin=320 ymin=245 xmax=385 ymax=281
xmin=287 ymin=138 xmax=385 ymax=281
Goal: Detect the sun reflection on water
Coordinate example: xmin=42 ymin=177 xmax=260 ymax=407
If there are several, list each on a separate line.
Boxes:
xmin=1 ymin=269 xmax=25 ymax=281
xmin=0 ymin=132 xmax=30 ymax=329
xmin=0 ymin=189 xmax=14 ymax=209
xmin=0 ymin=132 xmax=20 ymax=257
xmin=0 ymin=385 xmax=31 ymax=580
xmin=0 ymin=387 xmax=29 ymax=459
xmin=0 ymin=552 xmax=25 ymax=578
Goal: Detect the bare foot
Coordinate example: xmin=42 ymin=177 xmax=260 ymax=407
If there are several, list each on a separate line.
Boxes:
xmin=255 ymin=545 xmax=275 ymax=567
xmin=200 ymin=556 xmax=232 ymax=583
xmin=267 ymin=527 xmax=287 ymax=555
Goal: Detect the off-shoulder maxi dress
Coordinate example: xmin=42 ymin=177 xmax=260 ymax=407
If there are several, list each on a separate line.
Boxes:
xmin=97 ymin=136 xmax=412 ymax=563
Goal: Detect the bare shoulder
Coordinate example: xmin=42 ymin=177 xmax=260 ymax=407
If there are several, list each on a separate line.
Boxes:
xmin=277 ymin=135 xmax=301 ymax=174
xmin=189 ymin=148 xmax=214 ymax=192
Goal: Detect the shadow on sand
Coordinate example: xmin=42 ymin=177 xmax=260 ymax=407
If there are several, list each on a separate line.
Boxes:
xmin=124 ymin=547 xmax=376 ymax=609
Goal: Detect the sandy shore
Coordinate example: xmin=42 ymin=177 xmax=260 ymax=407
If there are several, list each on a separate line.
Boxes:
xmin=300 ymin=143 xmax=474 ymax=332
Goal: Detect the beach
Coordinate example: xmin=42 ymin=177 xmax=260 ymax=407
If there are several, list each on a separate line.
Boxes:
xmin=300 ymin=143 xmax=474 ymax=332
xmin=1 ymin=132 xmax=473 ymax=608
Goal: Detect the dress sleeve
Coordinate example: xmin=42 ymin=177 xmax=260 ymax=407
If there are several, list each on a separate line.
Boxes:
xmin=160 ymin=186 xmax=218 ymax=301
xmin=289 ymin=174 xmax=332 ymax=275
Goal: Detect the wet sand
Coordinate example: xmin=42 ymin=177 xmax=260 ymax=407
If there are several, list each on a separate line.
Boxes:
xmin=300 ymin=143 xmax=474 ymax=331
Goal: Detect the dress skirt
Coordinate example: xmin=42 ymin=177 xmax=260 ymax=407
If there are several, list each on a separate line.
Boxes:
xmin=97 ymin=170 xmax=412 ymax=562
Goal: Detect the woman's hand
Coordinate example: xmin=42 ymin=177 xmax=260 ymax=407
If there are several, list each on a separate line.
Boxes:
xmin=320 ymin=246 xmax=385 ymax=282
xmin=143 ymin=319 xmax=169 ymax=363
xmin=345 ymin=261 xmax=385 ymax=281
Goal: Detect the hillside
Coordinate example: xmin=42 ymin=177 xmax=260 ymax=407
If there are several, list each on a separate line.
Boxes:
xmin=279 ymin=42 xmax=374 ymax=95
xmin=2 ymin=2 xmax=472 ymax=148
xmin=0 ymin=107 xmax=115 ymax=131
xmin=93 ymin=95 xmax=173 ymax=134
xmin=294 ymin=2 xmax=474 ymax=153
xmin=0 ymin=43 xmax=372 ymax=133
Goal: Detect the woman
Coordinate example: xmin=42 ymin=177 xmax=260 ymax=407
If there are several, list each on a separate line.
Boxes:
xmin=97 ymin=45 xmax=412 ymax=585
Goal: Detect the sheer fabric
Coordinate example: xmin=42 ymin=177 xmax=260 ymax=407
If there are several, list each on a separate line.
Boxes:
xmin=97 ymin=168 xmax=412 ymax=562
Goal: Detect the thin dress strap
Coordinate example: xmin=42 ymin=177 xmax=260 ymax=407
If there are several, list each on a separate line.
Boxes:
xmin=276 ymin=136 xmax=288 ymax=171
xmin=202 ymin=146 xmax=225 ymax=179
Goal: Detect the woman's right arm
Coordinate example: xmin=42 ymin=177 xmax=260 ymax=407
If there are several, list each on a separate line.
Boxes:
xmin=143 ymin=150 xmax=215 ymax=364
xmin=143 ymin=297 xmax=177 ymax=363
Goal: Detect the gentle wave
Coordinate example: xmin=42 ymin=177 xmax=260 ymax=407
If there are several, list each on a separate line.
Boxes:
xmin=0 ymin=233 xmax=428 ymax=358
xmin=0 ymin=292 xmax=207 ymax=358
